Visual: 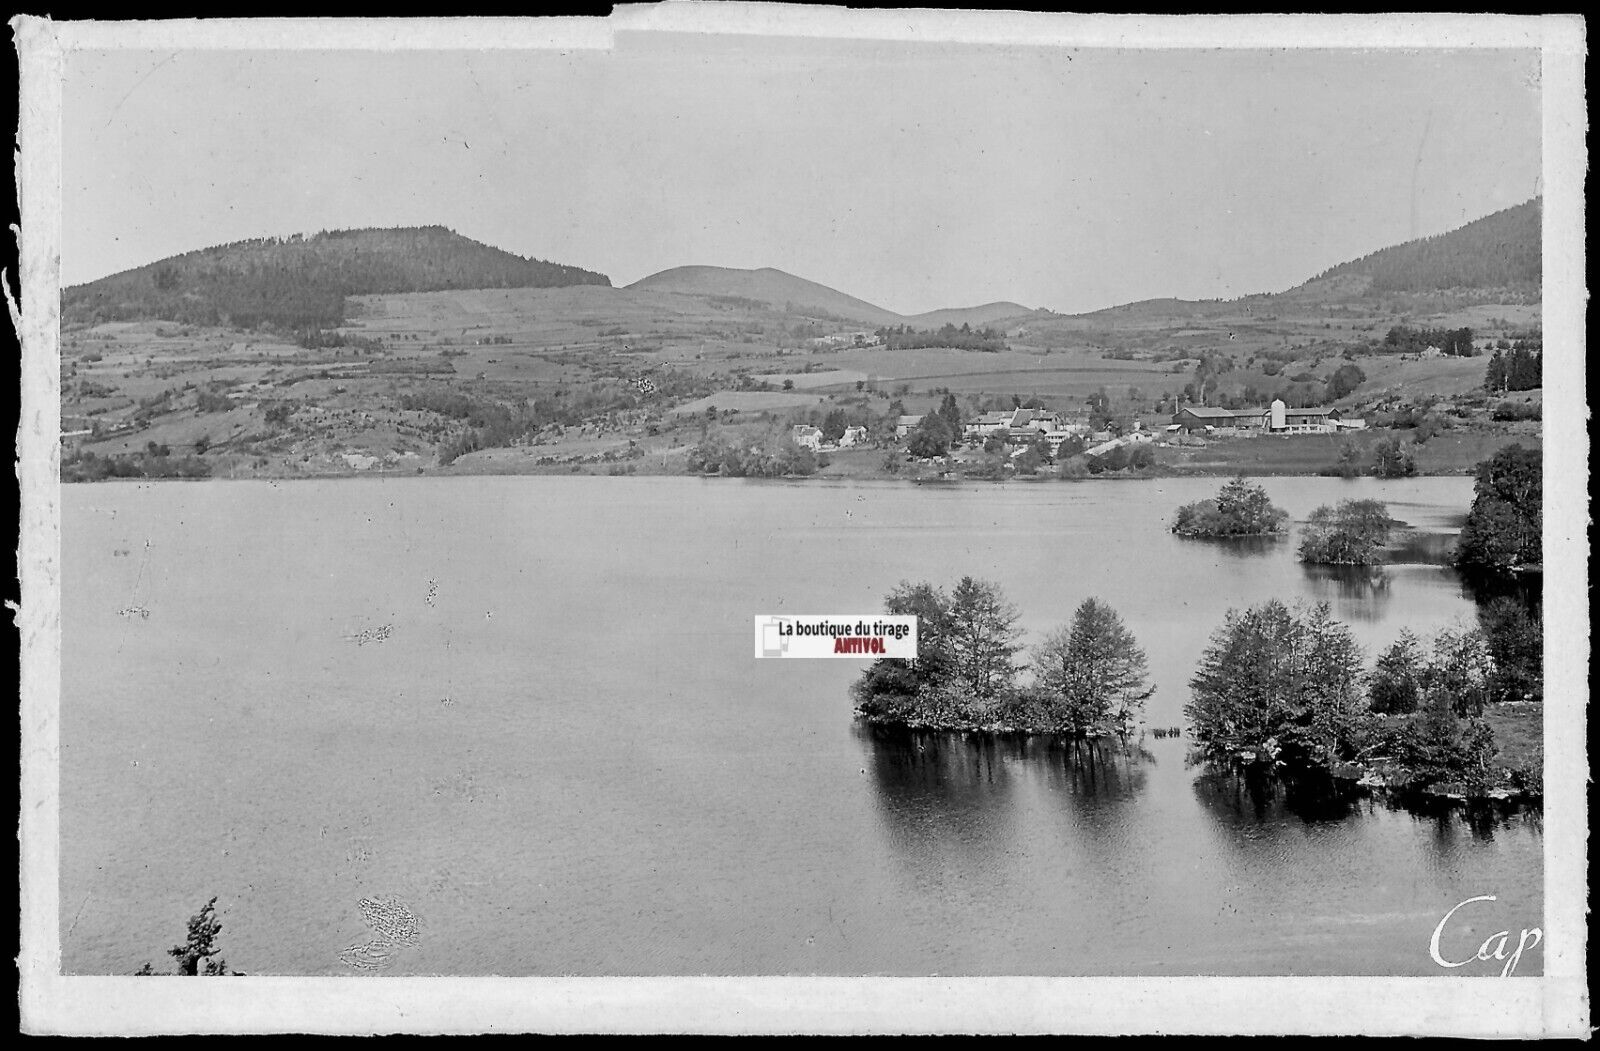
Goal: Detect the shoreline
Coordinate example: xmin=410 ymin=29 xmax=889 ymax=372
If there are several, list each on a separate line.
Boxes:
xmin=58 ymin=462 xmax=1490 ymax=485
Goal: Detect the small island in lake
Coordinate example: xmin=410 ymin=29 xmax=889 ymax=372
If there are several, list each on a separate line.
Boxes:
xmin=1297 ymin=499 xmax=1402 ymax=566
xmin=851 ymin=577 xmax=1152 ymax=737
xmin=1171 ymin=476 xmax=1291 ymax=538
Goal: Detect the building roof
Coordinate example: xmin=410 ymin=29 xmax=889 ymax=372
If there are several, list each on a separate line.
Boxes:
xmin=1176 ymin=406 xmax=1237 ymax=418
xmin=897 ymin=415 xmax=924 ymax=425
xmin=1283 ymin=407 xmax=1339 ymax=417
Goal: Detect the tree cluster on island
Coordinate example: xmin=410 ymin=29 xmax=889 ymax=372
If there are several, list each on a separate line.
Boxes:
xmin=1297 ymin=499 xmax=1399 ymax=566
xmin=1185 ymin=598 xmax=1542 ymax=798
xmin=851 ymin=578 xmax=1152 ymax=736
xmin=1170 ymin=477 xmax=1291 ymax=537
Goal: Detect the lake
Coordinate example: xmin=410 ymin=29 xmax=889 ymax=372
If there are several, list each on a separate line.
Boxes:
xmin=59 ymin=474 xmax=1543 ymax=976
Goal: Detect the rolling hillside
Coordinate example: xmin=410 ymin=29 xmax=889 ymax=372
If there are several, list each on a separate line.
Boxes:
xmin=627 ymin=265 xmax=905 ymax=326
xmin=62 ymin=226 xmax=611 ymax=330
xmin=904 ymin=302 xmax=1038 ymax=329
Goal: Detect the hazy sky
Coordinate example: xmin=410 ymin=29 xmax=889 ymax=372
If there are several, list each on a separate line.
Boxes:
xmin=62 ymin=37 xmax=1541 ymax=315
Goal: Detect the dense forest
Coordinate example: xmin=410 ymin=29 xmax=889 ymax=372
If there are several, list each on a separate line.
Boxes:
xmin=1381 ymin=325 xmax=1477 ymax=356
xmin=1484 ymin=340 xmax=1543 ymax=392
xmin=1307 ymin=199 xmax=1540 ymax=294
xmin=62 ymin=227 xmax=611 ymax=330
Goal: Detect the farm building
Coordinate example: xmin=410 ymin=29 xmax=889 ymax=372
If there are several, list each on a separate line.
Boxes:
xmin=1171 ymin=406 xmax=1264 ymax=433
xmin=791 ymin=425 xmax=823 ymax=450
xmin=838 ymin=425 xmax=868 ymax=448
xmin=895 ymin=415 xmax=925 ymax=437
xmin=1266 ymin=399 xmax=1342 ymax=434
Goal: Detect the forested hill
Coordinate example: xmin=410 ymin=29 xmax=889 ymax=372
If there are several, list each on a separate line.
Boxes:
xmin=63 ymin=227 xmax=612 ymax=330
xmin=1294 ymin=198 xmax=1540 ymax=296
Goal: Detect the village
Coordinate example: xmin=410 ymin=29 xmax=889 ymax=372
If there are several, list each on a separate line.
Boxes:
xmin=784 ymin=396 xmax=1370 ymax=474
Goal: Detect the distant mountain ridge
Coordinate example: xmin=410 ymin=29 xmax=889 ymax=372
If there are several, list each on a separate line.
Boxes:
xmin=628 ymin=265 xmax=1041 ymax=330
xmin=627 ymin=265 xmax=906 ymax=326
xmin=63 ymin=226 xmax=611 ymax=330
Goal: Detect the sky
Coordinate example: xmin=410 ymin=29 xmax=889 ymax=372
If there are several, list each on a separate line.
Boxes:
xmin=61 ymin=36 xmax=1542 ymax=316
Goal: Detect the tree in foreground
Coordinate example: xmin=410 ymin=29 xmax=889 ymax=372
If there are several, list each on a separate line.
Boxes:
xmin=136 ymin=896 xmax=239 ymax=976
xmin=1368 ymin=629 xmax=1426 ymax=714
xmin=1031 ymin=598 xmax=1153 ymax=733
xmin=1479 ymin=597 xmax=1543 ymax=705
xmin=1185 ymin=600 xmax=1368 ymax=767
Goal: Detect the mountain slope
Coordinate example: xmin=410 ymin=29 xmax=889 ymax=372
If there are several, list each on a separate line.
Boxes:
xmin=1291 ymin=198 xmax=1540 ymax=297
xmin=1072 ymin=198 xmax=1542 ymax=321
xmin=626 ymin=266 xmax=904 ymax=326
xmin=63 ymin=226 xmax=611 ymax=329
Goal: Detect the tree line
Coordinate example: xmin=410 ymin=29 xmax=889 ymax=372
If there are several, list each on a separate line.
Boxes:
xmin=1382 ymin=325 xmax=1477 ymax=356
xmin=873 ymin=323 xmax=1007 ymax=352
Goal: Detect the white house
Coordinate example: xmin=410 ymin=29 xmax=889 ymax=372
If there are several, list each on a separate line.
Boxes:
xmin=791 ymin=425 xmax=823 ymax=450
xmin=1042 ymin=430 xmax=1081 ymax=457
xmin=838 ymin=425 xmax=868 ymax=448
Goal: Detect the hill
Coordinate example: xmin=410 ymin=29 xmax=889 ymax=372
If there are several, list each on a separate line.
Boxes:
xmin=62 ymin=226 xmax=611 ymax=330
xmin=903 ymin=302 xmax=1037 ymax=329
xmin=626 ymin=265 xmax=904 ymax=326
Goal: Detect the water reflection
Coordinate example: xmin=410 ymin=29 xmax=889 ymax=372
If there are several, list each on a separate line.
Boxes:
xmin=1385 ymin=531 xmax=1458 ymax=566
xmin=1180 ymin=535 xmax=1285 ymax=560
xmin=1191 ymin=761 xmax=1538 ymax=844
xmin=1190 ymin=762 xmax=1366 ymax=826
xmin=1459 ymin=568 xmax=1543 ymax=615
xmin=854 ymin=726 xmax=1156 ymax=870
xmin=1301 ymin=564 xmax=1393 ymax=621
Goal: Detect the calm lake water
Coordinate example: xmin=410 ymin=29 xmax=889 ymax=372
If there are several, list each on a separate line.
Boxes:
xmin=60 ymin=474 xmax=1543 ymax=976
